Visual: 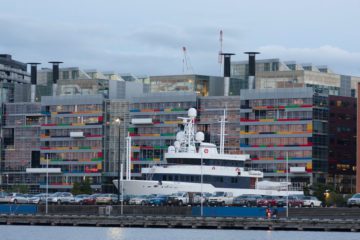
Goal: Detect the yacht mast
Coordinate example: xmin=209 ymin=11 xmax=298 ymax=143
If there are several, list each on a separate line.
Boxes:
xmin=219 ymin=109 xmax=227 ymax=154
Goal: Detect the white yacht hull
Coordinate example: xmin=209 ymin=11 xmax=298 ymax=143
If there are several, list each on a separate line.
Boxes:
xmin=113 ymin=179 xmax=302 ymax=197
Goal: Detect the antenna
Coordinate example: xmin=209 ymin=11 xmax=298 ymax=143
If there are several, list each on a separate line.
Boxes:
xmin=182 ymin=46 xmax=194 ymax=74
xmin=218 ymin=30 xmax=223 ymax=75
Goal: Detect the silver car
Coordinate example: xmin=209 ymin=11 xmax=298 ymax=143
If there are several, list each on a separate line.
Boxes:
xmin=129 ymin=195 xmax=150 ymax=205
xmin=8 ymin=193 xmax=29 ymax=204
xmin=28 ymin=193 xmax=49 ymax=204
xmin=47 ymin=192 xmax=75 ymax=204
xmin=0 ymin=192 xmax=10 ymax=203
xmin=347 ymin=193 xmax=360 ymax=207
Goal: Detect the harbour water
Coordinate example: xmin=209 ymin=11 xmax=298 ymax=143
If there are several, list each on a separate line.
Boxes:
xmin=1 ymin=225 xmax=359 ymax=240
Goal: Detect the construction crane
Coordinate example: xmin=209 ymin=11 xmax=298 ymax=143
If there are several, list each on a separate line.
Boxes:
xmin=182 ymin=46 xmax=194 ymax=74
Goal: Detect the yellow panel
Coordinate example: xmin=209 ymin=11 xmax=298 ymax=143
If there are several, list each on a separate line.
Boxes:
xmin=306 ymin=162 xmax=312 ymax=169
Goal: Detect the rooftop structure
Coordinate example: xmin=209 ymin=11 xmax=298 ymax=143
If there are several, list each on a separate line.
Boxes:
xmin=231 ymin=58 xmax=360 ymax=97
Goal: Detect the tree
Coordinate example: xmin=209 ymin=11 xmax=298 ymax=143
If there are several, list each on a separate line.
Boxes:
xmin=9 ymin=184 xmax=29 ymax=193
xmin=71 ymin=178 xmax=92 ymax=195
xmin=80 ymin=177 xmax=92 ymax=195
xmin=71 ymin=182 xmax=82 ymax=195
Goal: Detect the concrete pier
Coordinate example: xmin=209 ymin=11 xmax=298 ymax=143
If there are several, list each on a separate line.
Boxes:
xmin=0 ymin=214 xmax=359 ymax=232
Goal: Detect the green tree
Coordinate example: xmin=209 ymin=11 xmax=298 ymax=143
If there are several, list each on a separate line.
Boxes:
xmin=71 ymin=182 xmax=82 ymax=195
xmin=80 ymin=178 xmax=92 ymax=195
xmin=9 ymin=184 xmax=29 ymax=193
xmin=71 ymin=178 xmax=92 ymax=195
xmin=309 ymin=183 xmax=333 ymax=204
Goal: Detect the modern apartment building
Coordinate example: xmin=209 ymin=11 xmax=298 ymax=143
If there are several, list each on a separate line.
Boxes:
xmin=0 ymin=54 xmax=31 ymax=103
xmin=0 ymin=102 xmax=42 ymax=192
xmin=197 ymin=96 xmax=241 ymax=154
xmin=129 ymin=92 xmax=197 ymax=176
xmin=239 ymin=88 xmax=314 ymax=190
xmin=40 ymin=95 xmax=104 ymax=191
xmin=327 ymin=95 xmax=356 ymax=193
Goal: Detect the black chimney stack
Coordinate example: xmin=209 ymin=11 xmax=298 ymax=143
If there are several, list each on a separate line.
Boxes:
xmin=27 ymin=62 xmax=41 ymax=102
xmin=48 ymin=61 xmax=63 ymax=96
xmin=48 ymin=61 xmax=63 ymax=84
xmin=27 ymin=63 xmax=40 ymax=85
xmin=244 ymin=52 xmax=259 ymax=89
xmin=220 ymin=53 xmax=235 ymax=96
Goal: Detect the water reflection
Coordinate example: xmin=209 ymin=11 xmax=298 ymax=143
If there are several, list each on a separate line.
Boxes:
xmin=0 ymin=226 xmax=359 ymax=240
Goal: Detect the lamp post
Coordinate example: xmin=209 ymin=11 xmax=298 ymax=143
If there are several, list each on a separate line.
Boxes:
xmin=286 ymin=151 xmax=289 ymax=218
xmin=114 ymin=117 xmax=123 ymax=214
xmin=46 ymin=154 xmax=49 ymax=215
xmin=200 ymin=150 xmax=203 ymax=217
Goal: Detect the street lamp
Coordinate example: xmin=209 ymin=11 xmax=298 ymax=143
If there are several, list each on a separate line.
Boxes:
xmin=286 ymin=151 xmax=289 ymax=218
xmin=114 ymin=117 xmax=124 ymax=214
xmin=200 ymin=150 xmax=203 ymax=217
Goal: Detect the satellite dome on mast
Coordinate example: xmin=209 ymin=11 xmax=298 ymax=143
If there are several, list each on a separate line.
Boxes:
xmin=195 ymin=132 xmax=205 ymax=142
xmin=188 ymin=108 xmax=197 ymax=117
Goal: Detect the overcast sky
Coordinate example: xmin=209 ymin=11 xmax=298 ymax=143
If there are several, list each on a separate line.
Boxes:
xmin=1 ymin=0 xmax=360 ymax=76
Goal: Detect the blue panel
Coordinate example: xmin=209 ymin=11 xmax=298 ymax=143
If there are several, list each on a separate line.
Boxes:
xmin=0 ymin=204 xmax=37 ymax=214
xmin=192 ymin=207 xmax=285 ymax=217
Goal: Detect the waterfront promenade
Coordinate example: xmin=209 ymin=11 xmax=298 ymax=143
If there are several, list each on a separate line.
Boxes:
xmin=1 ymin=206 xmax=360 ymax=232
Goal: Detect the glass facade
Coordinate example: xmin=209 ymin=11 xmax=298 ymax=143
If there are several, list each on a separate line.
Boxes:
xmin=240 ymin=88 xmax=314 ymax=190
xmin=150 ymin=75 xmax=209 ymax=96
xmin=39 ymin=95 xmax=104 ymax=191
xmin=129 ymin=93 xmax=197 ymax=176
xmin=1 ymin=103 xmax=42 ymax=192
xmin=197 ymin=96 xmax=241 ymax=154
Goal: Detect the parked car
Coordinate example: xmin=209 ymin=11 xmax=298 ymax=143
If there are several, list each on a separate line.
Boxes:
xmin=81 ymin=194 xmax=100 ymax=205
xmin=8 ymin=193 xmax=29 ymax=204
xmin=347 ymin=193 xmax=360 ymax=207
xmin=28 ymin=193 xmax=49 ymax=204
xmin=0 ymin=192 xmax=10 ymax=203
xmin=129 ymin=195 xmax=151 ymax=205
xmin=301 ymin=196 xmax=322 ymax=207
xmin=287 ymin=195 xmax=304 ymax=208
xmin=47 ymin=192 xmax=75 ymax=204
xmin=257 ymin=195 xmax=280 ymax=207
xmin=148 ymin=195 xmax=169 ymax=206
xmin=191 ymin=192 xmax=212 ymax=206
xmin=122 ymin=195 xmax=133 ymax=205
xmin=233 ymin=194 xmax=262 ymax=207
xmin=96 ymin=194 xmax=118 ymax=204
xmin=74 ymin=194 xmax=90 ymax=204
xmin=167 ymin=192 xmax=193 ymax=206
xmin=208 ymin=192 xmax=234 ymax=206
xmin=275 ymin=196 xmax=287 ymax=207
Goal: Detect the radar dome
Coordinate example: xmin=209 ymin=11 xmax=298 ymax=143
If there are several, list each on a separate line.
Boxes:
xmin=174 ymin=141 xmax=181 ymax=149
xmin=167 ymin=146 xmax=175 ymax=154
xmin=188 ymin=108 xmax=197 ymax=118
xmin=176 ymin=131 xmax=185 ymax=141
xmin=195 ymin=132 xmax=205 ymax=142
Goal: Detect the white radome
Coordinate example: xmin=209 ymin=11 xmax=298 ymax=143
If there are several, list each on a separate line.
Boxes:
xmin=195 ymin=132 xmax=205 ymax=142
xmin=176 ymin=131 xmax=185 ymax=141
xmin=188 ymin=108 xmax=197 ymax=118
xmin=167 ymin=146 xmax=175 ymax=153
xmin=174 ymin=141 xmax=181 ymax=149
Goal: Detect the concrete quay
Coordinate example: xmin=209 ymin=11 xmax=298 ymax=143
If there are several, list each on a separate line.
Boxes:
xmin=0 ymin=214 xmax=360 ymax=232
